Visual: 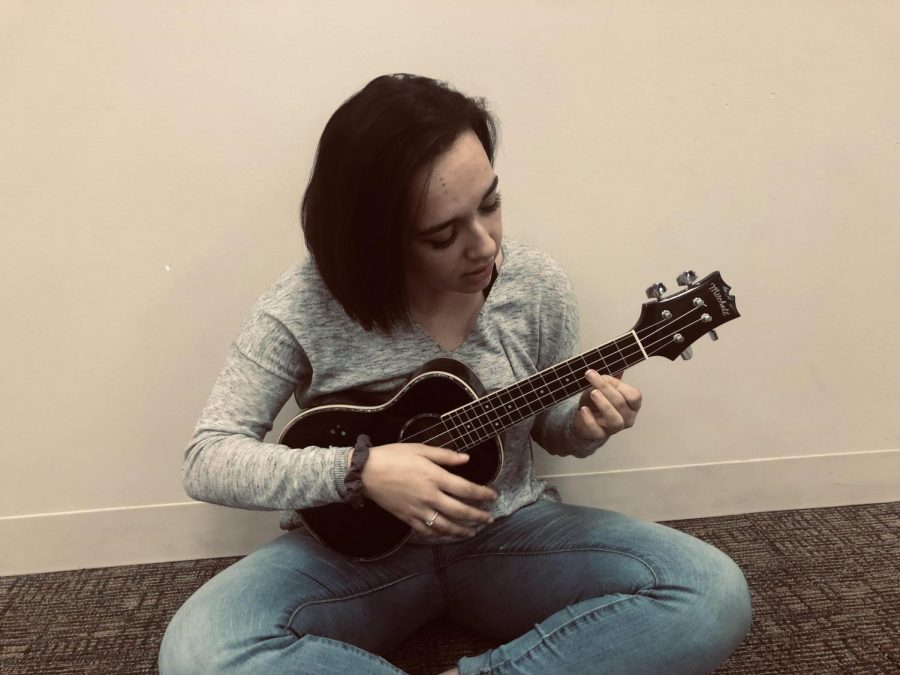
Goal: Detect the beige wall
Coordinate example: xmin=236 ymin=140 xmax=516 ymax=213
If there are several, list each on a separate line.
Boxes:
xmin=2 ymin=1 xmax=898 ymax=572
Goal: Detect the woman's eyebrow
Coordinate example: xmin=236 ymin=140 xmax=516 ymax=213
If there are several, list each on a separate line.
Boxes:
xmin=418 ymin=175 xmax=500 ymax=236
xmin=481 ymin=175 xmax=500 ymax=200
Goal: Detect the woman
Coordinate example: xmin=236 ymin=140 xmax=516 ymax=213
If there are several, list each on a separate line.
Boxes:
xmin=159 ymin=74 xmax=751 ymax=674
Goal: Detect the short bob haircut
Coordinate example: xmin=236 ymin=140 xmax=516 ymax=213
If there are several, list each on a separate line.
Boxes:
xmin=301 ymin=73 xmax=499 ymax=333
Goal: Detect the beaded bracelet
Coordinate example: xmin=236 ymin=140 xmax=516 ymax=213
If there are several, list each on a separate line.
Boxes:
xmin=344 ymin=433 xmax=372 ymax=508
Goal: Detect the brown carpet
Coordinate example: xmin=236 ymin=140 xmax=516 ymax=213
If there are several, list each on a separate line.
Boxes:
xmin=1 ymin=501 xmax=898 ymax=674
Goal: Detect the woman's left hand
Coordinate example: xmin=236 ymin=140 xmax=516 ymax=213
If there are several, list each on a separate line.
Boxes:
xmin=573 ymin=369 xmax=643 ymax=442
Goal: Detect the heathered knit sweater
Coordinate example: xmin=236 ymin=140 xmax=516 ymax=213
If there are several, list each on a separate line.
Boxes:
xmin=184 ymin=238 xmax=604 ymax=534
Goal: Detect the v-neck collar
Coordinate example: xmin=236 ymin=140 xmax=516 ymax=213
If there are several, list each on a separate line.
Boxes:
xmin=412 ymin=240 xmax=507 ymax=355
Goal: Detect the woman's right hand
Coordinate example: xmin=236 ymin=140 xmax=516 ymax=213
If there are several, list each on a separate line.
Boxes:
xmin=360 ymin=443 xmax=498 ymax=539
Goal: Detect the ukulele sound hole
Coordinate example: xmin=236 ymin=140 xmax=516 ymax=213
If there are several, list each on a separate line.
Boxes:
xmin=399 ymin=412 xmax=498 ymax=486
xmin=399 ymin=413 xmax=444 ymax=445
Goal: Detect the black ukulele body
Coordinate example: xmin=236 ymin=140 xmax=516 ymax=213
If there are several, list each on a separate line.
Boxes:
xmin=278 ymin=358 xmax=503 ymax=561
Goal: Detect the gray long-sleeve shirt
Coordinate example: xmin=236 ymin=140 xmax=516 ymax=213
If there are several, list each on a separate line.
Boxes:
xmin=184 ymin=238 xmax=603 ymax=533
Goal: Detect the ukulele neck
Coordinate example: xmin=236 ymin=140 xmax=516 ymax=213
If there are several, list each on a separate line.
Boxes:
xmin=440 ymin=332 xmax=647 ymax=450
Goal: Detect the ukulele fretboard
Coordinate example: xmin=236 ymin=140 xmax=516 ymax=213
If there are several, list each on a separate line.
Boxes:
xmin=439 ymin=332 xmax=646 ymax=450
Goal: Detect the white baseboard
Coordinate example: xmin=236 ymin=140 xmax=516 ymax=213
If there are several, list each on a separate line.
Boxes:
xmin=2 ymin=449 xmax=898 ymax=576
xmin=0 ymin=501 xmax=283 ymax=576
xmin=544 ymin=448 xmax=900 ymax=521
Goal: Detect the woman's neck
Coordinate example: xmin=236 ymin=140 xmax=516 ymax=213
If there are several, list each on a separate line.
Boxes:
xmin=408 ymin=291 xmax=485 ymax=352
xmin=407 ymin=246 xmax=502 ymax=350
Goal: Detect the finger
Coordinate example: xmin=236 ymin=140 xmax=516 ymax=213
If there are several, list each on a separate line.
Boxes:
xmin=585 ymin=369 xmax=641 ymax=406
xmin=599 ymin=378 xmax=639 ymax=426
xmin=617 ymin=381 xmax=643 ymax=411
xmin=590 ymin=385 xmax=626 ymax=418
xmin=582 ymin=370 xmax=619 ymax=409
xmin=434 ymin=494 xmax=495 ymax=526
xmin=578 ymin=405 xmax=608 ymax=440
xmin=586 ymin=370 xmax=642 ymax=415
xmin=602 ymin=379 xmax=641 ymax=419
xmin=597 ymin=377 xmax=628 ymax=410
xmin=437 ymin=472 xmax=499 ymax=503
xmin=404 ymin=507 xmax=449 ymax=538
xmin=584 ymin=368 xmax=608 ymax=389
xmin=418 ymin=510 xmax=476 ymax=539
xmin=431 ymin=511 xmax=478 ymax=538
xmin=585 ymin=372 xmax=625 ymax=407
xmin=408 ymin=515 xmax=443 ymax=538
xmin=418 ymin=446 xmax=471 ymax=466
xmin=589 ymin=389 xmax=626 ymax=433
xmin=597 ymin=372 xmax=642 ymax=412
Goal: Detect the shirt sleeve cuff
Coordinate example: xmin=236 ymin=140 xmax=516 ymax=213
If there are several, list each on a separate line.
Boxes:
xmin=331 ymin=445 xmax=353 ymax=501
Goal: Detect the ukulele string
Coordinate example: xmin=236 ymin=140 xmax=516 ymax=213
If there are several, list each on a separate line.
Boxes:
xmin=419 ymin=311 xmax=708 ymax=448
xmin=435 ymin=313 xmax=710 ymax=448
xmin=409 ymin=311 xmax=707 ymax=447
xmin=406 ymin=310 xmax=710 ymax=449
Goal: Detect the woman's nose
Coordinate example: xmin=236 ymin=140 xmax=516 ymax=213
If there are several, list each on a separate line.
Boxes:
xmin=467 ymin=219 xmax=497 ymax=259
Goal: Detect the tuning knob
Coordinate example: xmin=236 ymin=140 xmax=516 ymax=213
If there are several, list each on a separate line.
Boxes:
xmin=645 ymin=282 xmax=667 ymax=300
xmin=708 ymin=330 xmax=719 ymax=341
xmin=676 ymin=270 xmax=698 ymax=287
xmin=680 ymin=346 xmax=694 ymax=360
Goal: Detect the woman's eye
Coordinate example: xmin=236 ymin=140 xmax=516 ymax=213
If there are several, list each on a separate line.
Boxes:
xmin=430 ymin=229 xmax=458 ymax=250
xmin=479 ymin=192 xmax=502 ymax=214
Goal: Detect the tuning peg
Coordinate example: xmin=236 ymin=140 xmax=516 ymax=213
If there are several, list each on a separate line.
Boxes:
xmin=645 ymin=282 xmax=667 ymax=301
xmin=680 ymin=346 xmax=694 ymax=360
xmin=708 ymin=330 xmax=719 ymax=341
xmin=676 ymin=270 xmax=698 ymax=287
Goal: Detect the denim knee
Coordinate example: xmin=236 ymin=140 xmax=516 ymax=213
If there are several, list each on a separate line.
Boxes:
xmin=158 ymin=598 xmax=200 ymax=674
xmin=157 ymin=586 xmax=297 ymax=675
xmin=158 ymin=592 xmax=230 ymax=675
xmin=159 ymin=593 xmax=404 ymax=675
xmin=688 ymin=545 xmax=753 ymax=658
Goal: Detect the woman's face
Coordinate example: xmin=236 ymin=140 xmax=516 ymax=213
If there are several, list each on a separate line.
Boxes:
xmin=405 ymin=130 xmax=502 ymax=305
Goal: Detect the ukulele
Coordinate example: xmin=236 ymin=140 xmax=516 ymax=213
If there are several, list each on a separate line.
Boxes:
xmin=279 ymin=270 xmax=739 ymax=560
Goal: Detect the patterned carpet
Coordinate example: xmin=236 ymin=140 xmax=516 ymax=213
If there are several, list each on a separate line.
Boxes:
xmin=1 ymin=502 xmax=897 ymax=674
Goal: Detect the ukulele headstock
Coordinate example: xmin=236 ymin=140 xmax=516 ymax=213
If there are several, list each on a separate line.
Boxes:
xmin=634 ymin=271 xmax=739 ymax=361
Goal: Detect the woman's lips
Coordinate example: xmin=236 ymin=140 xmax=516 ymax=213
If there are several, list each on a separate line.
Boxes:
xmin=464 ymin=264 xmax=492 ymax=279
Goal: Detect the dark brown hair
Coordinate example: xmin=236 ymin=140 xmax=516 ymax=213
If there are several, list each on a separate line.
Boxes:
xmin=301 ymin=74 xmax=498 ymax=332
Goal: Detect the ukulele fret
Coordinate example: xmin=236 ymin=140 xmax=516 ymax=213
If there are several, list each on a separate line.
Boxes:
xmin=443 ymin=333 xmax=646 ymax=449
xmin=447 ymin=407 xmax=479 ymax=448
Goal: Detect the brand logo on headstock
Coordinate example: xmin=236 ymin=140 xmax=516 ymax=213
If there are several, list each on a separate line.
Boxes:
xmin=709 ymin=283 xmax=731 ymax=317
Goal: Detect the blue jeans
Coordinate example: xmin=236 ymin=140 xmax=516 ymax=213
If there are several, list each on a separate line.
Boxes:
xmin=159 ymin=500 xmax=751 ymax=674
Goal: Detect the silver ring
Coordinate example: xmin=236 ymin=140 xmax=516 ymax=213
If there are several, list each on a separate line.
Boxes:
xmin=424 ymin=510 xmax=439 ymax=528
